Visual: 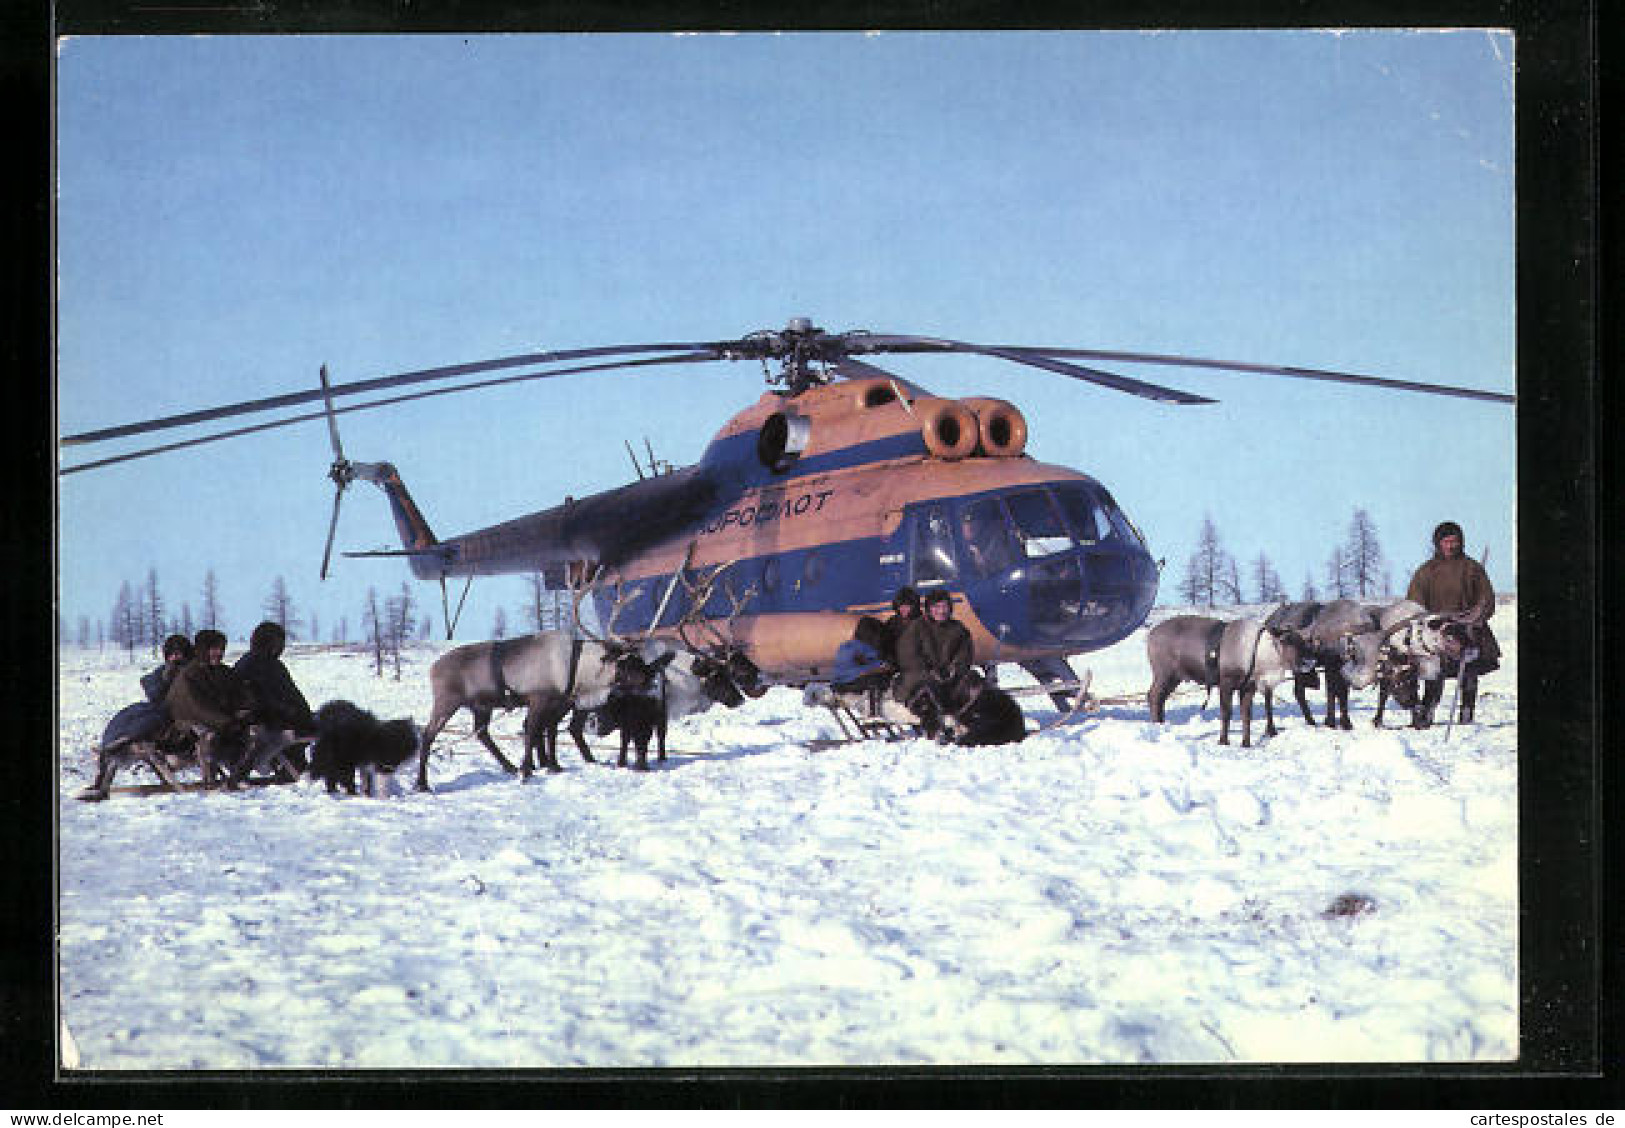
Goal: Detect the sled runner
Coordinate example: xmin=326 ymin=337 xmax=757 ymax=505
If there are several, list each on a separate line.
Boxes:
xmin=806 ymin=669 xmax=1095 ymax=747
xmin=76 ymin=735 xmax=312 ymax=801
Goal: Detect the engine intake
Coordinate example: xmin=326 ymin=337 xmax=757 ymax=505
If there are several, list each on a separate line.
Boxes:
xmin=961 ymin=397 xmax=1029 ymax=458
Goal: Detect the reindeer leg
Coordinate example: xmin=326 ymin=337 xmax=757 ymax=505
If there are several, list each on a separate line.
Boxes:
xmin=415 ymin=702 xmax=458 ymax=791
xmin=517 ymin=705 xmax=539 ymax=780
xmin=543 ymin=703 xmax=567 ymax=773
xmin=1217 ymin=681 xmax=1233 ymax=746
xmin=656 ymin=714 xmax=668 ymax=763
xmin=1293 ymin=673 xmax=1317 ymax=726
xmin=1148 ymin=674 xmax=1178 ymax=723
xmin=473 ymin=704 xmax=521 ymax=776
xmin=568 ymin=709 xmax=597 ymax=763
xmin=1263 ymin=686 xmax=1278 ymax=738
xmin=1240 ymin=686 xmax=1255 ymax=748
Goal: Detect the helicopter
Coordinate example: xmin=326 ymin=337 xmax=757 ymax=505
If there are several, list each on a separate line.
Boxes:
xmin=59 ymin=317 xmax=1516 ymax=700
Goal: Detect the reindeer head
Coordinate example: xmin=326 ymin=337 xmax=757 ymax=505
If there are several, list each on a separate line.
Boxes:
xmin=676 ymin=560 xmax=767 ymax=705
xmin=1378 ymin=646 xmax=1420 ymax=709
xmin=610 ymin=647 xmax=676 ymax=697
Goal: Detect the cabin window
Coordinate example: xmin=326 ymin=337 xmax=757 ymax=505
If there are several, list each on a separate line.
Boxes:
xmin=909 ymin=504 xmax=959 ymax=585
xmin=760 ymin=557 xmax=780 ymax=593
xmin=800 ymin=551 xmax=826 ymax=590
xmin=956 ymin=497 xmax=1021 ymax=578
xmin=1005 ymin=490 xmax=1074 ymax=559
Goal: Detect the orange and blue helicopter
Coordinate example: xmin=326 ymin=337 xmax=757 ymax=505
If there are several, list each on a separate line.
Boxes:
xmin=59 ymin=317 xmax=1515 ymax=700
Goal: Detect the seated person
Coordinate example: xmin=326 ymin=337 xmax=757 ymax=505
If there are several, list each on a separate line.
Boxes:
xmin=166 ymin=628 xmax=255 ymax=787
xmin=879 ymin=587 xmax=920 ymax=665
xmin=830 ymin=616 xmax=896 ymax=714
xmin=894 ymin=590 xmax=975 ymax=737
xmin=234 ymin=621 xmax=316 ymax=776
xmin=99 ymin=634 xmax=194 ymax=752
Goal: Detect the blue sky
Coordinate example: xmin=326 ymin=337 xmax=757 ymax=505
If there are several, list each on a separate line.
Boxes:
xmin=55 ymin=30 xmax=1516 ymax=645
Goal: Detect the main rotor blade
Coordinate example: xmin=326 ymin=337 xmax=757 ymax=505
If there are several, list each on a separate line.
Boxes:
xmin=319 ymin=485 xmax=345 ymax=581
xmin=61 ymin=340 xmax=733 ymax=447
xmin=844 ymin=334 xmax=1216 ymax=405
xmin=58 ymin=351 xmax=720 ymax=476
xmin=1007 ymin=346 xmax=1516 ymax=405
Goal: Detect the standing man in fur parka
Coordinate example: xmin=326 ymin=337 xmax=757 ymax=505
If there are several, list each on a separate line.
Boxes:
xmin=1405 ymin=519 xmax=1502 ymax=725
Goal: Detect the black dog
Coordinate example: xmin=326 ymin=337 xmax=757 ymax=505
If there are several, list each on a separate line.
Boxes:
xmin=308 ymin=700 xmax=420 ymax=796
xmin=602 ymin=691 xmax=667 ymax=770
xmin=949 ymin=675 xmax=1028 ymax=746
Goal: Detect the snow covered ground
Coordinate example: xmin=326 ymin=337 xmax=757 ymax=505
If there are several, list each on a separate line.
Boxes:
xmin=56 ymin=601 xmax=1518 ymax=1070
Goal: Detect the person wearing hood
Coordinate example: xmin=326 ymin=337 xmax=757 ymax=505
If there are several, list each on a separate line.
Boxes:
xmin=879 ymin=586 xmax=921 ymax=665
xmin=166 ymin=628 xmax=255 ymax=785
xmin=831 ymin=615 xmax=897 ymax=715
xmin=99 ymin=634 xmax=193 ymax=750
xmin=894 ymin=589 xmax=975 ymax=737
xmin=234 ymin=621 xmax=315 ymax=779
xmin=235 ymin=621 xmax=315 ymax=734
xmin=1405 ymin=520 xmax=1501 ymax=725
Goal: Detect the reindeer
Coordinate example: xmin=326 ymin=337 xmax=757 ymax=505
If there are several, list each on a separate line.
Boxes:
xmin=414 ymin=561 xmax=763 ymax=789
xmin=566 ymin=559 xmax=767 ymax=767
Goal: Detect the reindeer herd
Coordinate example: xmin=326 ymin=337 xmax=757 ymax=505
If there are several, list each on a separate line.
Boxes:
xmin=81 ymin=571 xmax=1486 ymax=801
xmin=1145 ymin=597 xmax=1480 ymax=747
xmin=411 ymin=563 xmax=767 ymax=790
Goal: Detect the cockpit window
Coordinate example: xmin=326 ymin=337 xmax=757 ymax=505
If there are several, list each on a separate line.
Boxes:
xmin=1054 ymin=483 xmax=1131 ymax=546
xmin=1005 ymin=490 xmax=1074 ymax=559
xmin=957 ymin=497 xmax=1021 ymax=578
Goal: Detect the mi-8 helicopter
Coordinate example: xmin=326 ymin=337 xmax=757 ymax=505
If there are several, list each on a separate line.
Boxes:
xmin=59 ymin=317 xmax=1515 ymax=699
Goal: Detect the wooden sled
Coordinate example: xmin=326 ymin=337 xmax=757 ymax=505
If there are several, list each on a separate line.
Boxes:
xmin=76 ymin=734 xmax=313 ymax=801
xmin=805 ymin=670 xmax=1095 ymax=747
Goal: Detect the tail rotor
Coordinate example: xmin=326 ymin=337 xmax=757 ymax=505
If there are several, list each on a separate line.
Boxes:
xmin=319 ymin=364 xmax=354 ymax=580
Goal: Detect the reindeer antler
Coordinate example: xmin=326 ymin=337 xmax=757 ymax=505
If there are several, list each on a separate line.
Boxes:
xmin=570 ymin=566 xmax=641 ymax=649
xmin=676 ymin=559 xmax=757 ymax=653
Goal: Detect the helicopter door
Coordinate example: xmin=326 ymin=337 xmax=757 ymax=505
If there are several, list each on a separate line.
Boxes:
xmin=905 ymin=502 xmax=960 ymax=588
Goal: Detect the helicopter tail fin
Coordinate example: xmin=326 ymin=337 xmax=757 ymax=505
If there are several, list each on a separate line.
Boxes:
xmin=350 ymin=461 xmax=443 ymax=578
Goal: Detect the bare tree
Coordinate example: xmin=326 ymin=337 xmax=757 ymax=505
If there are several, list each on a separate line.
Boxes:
xmin=384 ymin=581 xmax=417 ymax=679
xmin=111 ymin=581 xmax=139 ymax=659
xmin=309 ymin=612 xmax=320 ymax=646
xmin=264 ymin=576 xmax=299 ymax=639
xmin=1324 ymin=545 xmax=1351 ymax=599
xmin=1250 ymin=552 xmax=1287 ymax=604
xmin=1341 ymin=508 xmax=1389 ymax=598
xmin=1301 ymin=573 xmax=1319 ymax=602
xmin=76 ymin=615 xmax=91 ymax=650
xmin=178 ymin=601 xmax=195 ymax=639
xmin=200 ymin=569 xmax=224 ymax=634
xmin=144 ymin=568 xmax=166 ymax=653
xmin=492 ymin=606 xmax=509 ymax=640
xmin=1179 ymin=515 xmax=1238 ymax=607
xmin=363 ymin=588 xmax=386 ymax=677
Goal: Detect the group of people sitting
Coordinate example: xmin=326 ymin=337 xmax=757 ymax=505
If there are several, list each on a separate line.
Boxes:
xmin=828 ymin=585 xmax=986 ymax=741
xmin=100 ymin=621 xmax=317 ymax=788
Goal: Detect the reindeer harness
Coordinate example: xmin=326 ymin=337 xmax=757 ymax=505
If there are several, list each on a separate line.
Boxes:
xmin=487 ymin=636 xmax=585 ymax=706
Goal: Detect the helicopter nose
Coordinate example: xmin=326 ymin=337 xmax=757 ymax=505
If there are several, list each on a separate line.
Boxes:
xmin=976 ymin=545 xmax=1158 ymax=650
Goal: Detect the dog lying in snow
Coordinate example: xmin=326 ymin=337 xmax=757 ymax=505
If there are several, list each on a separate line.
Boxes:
xmin=307 ymin=700 xmax=420 ymax=797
